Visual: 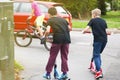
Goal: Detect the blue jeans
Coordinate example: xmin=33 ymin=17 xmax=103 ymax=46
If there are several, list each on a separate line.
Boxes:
xmin=93 ymin=42 xmax=107 ymax=71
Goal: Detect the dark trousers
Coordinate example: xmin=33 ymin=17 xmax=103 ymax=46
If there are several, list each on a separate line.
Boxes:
xmin=46 ymin=43 xmax=69 ymax=73
xmin=93 ymin=42 xmax=107 ymax=71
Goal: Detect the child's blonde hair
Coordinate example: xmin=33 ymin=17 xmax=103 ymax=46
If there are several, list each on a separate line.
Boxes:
xmin=91 ymin=8 xmax=101 ymax=16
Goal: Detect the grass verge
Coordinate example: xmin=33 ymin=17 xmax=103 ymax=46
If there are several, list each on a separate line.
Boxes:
xmin=72 ymin=11 xmax=120 ymax=29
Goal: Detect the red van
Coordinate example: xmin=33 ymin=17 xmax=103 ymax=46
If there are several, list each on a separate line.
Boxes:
xmin=13 ymin=0 xmax=72 ymax=31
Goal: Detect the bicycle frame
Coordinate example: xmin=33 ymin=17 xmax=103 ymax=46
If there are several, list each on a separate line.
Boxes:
xmin=14 ymin=20 xmax=53 ymax=51
xmin=25 ymin=21 xmax=43 ymax=38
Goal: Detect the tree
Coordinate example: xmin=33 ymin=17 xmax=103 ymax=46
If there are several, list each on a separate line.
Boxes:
xmin=97 ymin=0 xmax=107 ymax=15
xmin=52 ymin=0 xmax=97 ymax=19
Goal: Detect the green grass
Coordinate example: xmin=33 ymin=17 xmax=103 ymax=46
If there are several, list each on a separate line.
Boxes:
xmin=102 ymin=11 xmax=120 ymax=29
xmin=14 ymin=60 xmax=24 ymax=71
xmin=102 ymin=11 xmax=120 ymax=22
xmin=72 ymin=11 xmax=120 ymax=29
xmin=72 ymin=20 xmax=88 ymax=28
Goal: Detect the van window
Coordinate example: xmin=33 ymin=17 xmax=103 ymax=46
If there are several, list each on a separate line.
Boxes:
xmin=15 ymin=2 xmax=48 ymax=14
xmin=55 ymin=6 xmax=67 ymax=14
xmin=38 ymin=4 xmax=48 ymax=13
xmin=14 ymin=2 xmax=20 ymax=12
xmin=19 ymin=3 xmax=31 ymax=13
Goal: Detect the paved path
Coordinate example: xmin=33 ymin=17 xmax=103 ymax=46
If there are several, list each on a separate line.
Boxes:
xmin=15 ymin=31 xmax=120 ymax=80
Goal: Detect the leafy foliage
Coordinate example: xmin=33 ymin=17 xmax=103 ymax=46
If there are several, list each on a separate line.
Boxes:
xmin=52 ymin=0 xmax=97 ymax=19
xmin=97 ymin=0 xmax=107 ymax=15
xmin=14 ymin=61 xmax=24 ymax=80
xmin=14 ymin=60 xmax=24 ymax=71
xmin=42 ymin=0 xmax=119 ymax=18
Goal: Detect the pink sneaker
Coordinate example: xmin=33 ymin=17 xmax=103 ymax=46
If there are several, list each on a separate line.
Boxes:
xmin=95 ymin=70 xmax=103 ymax=79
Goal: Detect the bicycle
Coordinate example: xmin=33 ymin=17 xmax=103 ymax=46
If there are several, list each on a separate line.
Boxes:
xmin=14 ymin=20 xmax=53 ymax=51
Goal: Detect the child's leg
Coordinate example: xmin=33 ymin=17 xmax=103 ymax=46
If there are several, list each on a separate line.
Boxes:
xmin=93 ymin=42 xmax=102 ymax=71
xmin=100 ymin=42 xmax=107 ymax=53
xmin=35 ymin=15 xmax=45 ymax=38
xmin=36 ymin=26 xmax=43 ymax=37
xmin=93 ymin=42 xmax=104 ymax=79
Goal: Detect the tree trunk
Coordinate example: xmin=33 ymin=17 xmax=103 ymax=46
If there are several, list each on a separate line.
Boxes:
xmin=78 ymin=12 xmax=82 ymax=20
xmin=97 ymin=0 xmax=106 ymax=15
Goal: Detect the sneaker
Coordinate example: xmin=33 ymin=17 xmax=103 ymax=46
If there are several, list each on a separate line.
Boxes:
xmin=43 ymin=73 xmax=51 ymax=79
xmin=59 ymin=73 xmax=68 ymax=79
xmin=95 ymin=71 xmax=103 ymax=79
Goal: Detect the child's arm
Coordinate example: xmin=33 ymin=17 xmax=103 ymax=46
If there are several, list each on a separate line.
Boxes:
xmin=106 ymin=29 xmax=112 ymax=35
xmin=44 ymin=25 xmax=51 ymax=37
xmin=68 ymin=25 xmax=71 ymax=31
xmin=81 ymin=26 xmax=91 ymax=33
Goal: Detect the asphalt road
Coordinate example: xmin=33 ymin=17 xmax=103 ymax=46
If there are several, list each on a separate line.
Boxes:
xmin=15 ymin=31 xmax=120 ymax=80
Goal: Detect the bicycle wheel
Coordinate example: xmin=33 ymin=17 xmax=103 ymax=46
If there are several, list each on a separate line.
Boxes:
xmin=14 ymin=30 xmax=32 ymax=47
xmin=44 ymin=33 xmax=53 ymax=51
